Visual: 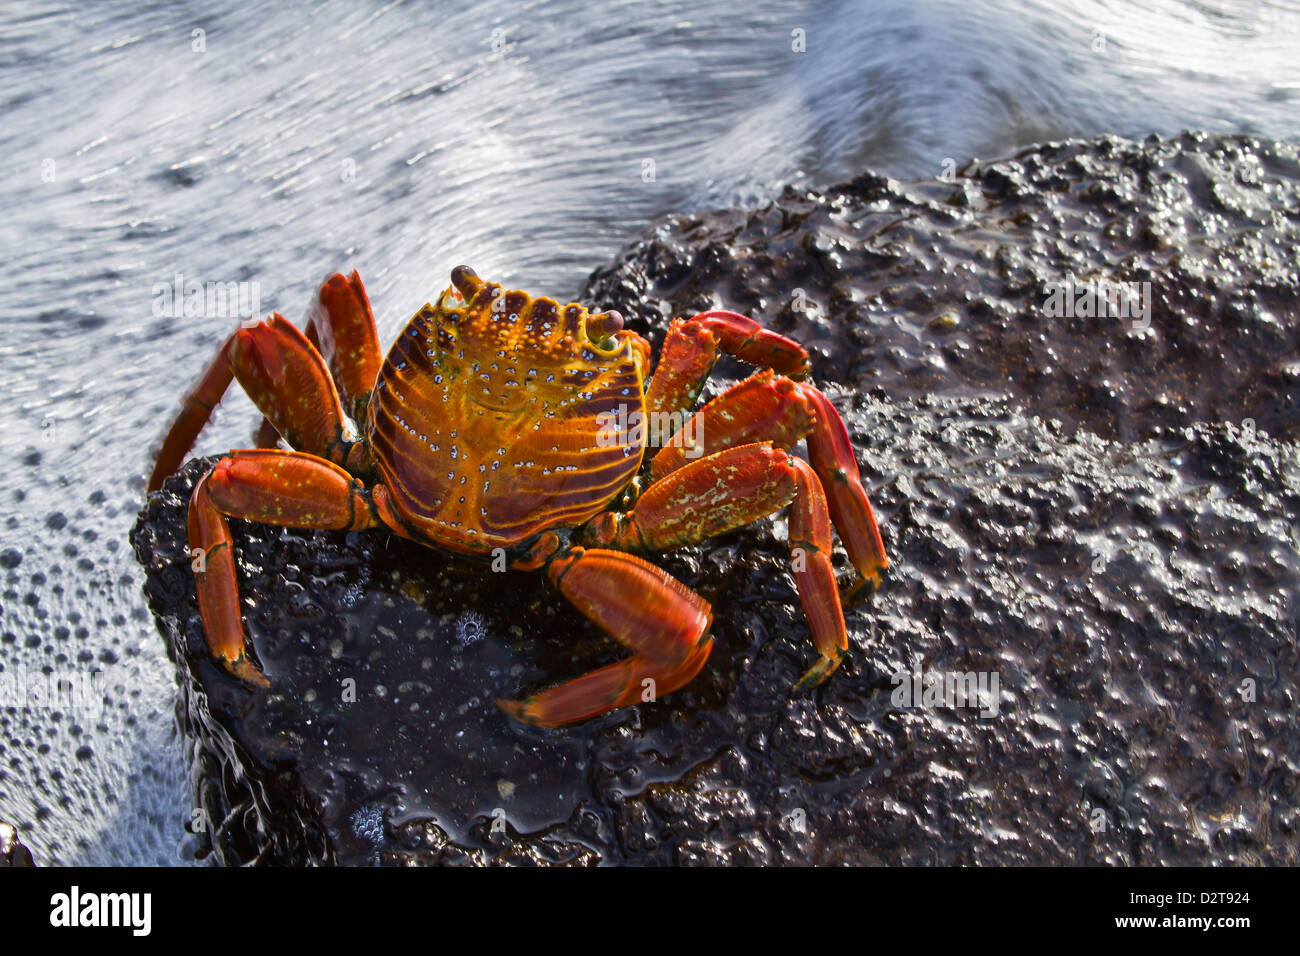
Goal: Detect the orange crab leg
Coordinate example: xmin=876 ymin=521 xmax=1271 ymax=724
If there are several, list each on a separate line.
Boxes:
xmin=644 ymin=309 xmax=810 ymax=443
xmin=188 ymin=449 xmax=382 ymax=683
xmin=497 ymin=548 xmax=713 ymax=726
xmin=148 ymin=315 xmax=352 ymax=491
xmin=692 ymin=310 xmax=810 ymax=379
xmin=797 ymin=384 xmax=888 ymax=596
xmin=649 ymin=370 xmax=813 ymax=480
xmin=252 ymin=416 xmax=283 ymax=449
xmin=251 ymin=271 xmax=382 ymax=448
xmin=303 ymin=271 xmax=383 ymax=424
xmin=644 ymin=318 xmax=720 ymax=425
xmin=645 ymin=354 xmax=888 ymax=599
xmin=786 ymin=456 xmax=848 ymax=688
xmin=148 ymin=338 xmax=236 ymax=491
xmin=228 ymin=316 xmax=351 ymax=465
xmin=588 ymin=442 xmax=848 ymax=688
xmin=595 ymin=443 xmax=797 ymax=552
xmin=250 ymin=311 xmax=322 ymax=450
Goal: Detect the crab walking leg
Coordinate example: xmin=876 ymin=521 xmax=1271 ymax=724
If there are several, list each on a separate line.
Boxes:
xmin=251 ymin=416 xmax=283 ymax=449
xmin=148 ymin=315 xmax=352 ymax=491
xmin=786 ymin=456 xmax=849 ymax=688
xmin=302 ymin=271 xmax=383 ymax=424
xmin=148 ymin=337 xmax=236 ymax=491
xmin=644 ymin=318 xmax=720 ymax=426
xmin=648 ymin=370 xmax=887 ymax=599
xmin=249 ymin=271 xmax=380 ymax=448
xmin=589 ymin=443 xmax=849 ymax=688
xmin=224 ymin=316 xmax=351 ymax=465
xmin=249 ymin=315 xmax=324 ymax=449
xmin=644 ymin=311 xmax=810 ymax=445
xmin=593 ymin=443 xmax=798 ymax=551
xmin=249 ymin=321 xmax=325 ymax=451
xmin=497 ymin=548 xmax=714 ymax=726
xmin=649 ymin=370 xmax=813 ymax=480
xmin=691 ymin=311 xmax=811 ymax=379
xmin=796 ymin=384 xmax=888 ymax=596
xmin=188 ymin=449 xmax=381 ymax=684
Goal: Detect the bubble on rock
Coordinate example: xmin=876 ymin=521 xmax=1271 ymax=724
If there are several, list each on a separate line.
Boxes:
xmin=454 ymin=610 xmax=488 ymax=646
xmin=350 ymin=805 xmax=385 ymax=845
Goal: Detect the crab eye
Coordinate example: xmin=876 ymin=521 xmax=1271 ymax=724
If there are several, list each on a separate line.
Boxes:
xmin=450 ymin=264 xmax=481 ymax=298
xmin=587 ymin=310 xmax=623 ymax=341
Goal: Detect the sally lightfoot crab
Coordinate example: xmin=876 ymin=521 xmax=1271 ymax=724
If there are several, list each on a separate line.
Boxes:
xmin=147 ymin=267 xmax=887 ymax=726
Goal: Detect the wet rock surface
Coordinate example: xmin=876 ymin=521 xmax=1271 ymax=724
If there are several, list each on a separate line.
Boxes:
xmin=133 ymin=133 xmax=1299 ymax=865
xmin=588 ymin=130 xmax=1300 ymax=445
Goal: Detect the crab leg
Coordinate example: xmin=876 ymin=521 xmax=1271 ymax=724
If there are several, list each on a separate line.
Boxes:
xmin=797 ymin=384 xmax=888 ymax=596
xmin=250 ymin=320 xmax=326 ymax=451
xmin=148 ymin=315 xmax=352 ymax=491
xmin=252 ymin=416 xmax=283 ymax=449
xmin=692 ymin=310 xmax=811 ymax=379
xmin=644 ymin=319 xmax=720 ymax=427
xmin=644 ymin=308 xmax=811 ymax=422
xmin=250 ymin=271 xmax=381 ymax=449
xmin=649 ymin=358 xmax=887 ymax=597
xmin=188 ymin=449 xmax=382 ymax=684
xmin=647 ymin=370 xmax=887 ymax=597
xmin=594 ymin=443 xmax=798 ymax=552
xmin=229 ymin=316 xmax=352 ymax=461
xmin=148 ymin=337 xmax=236 ymax=491
xmin=648 ymin=369 xmax=813 ymax=480
xmin=303 ymin=271 xmax=383 ymax=424
xmin=588 ymin=442 xmax=848 ymax=688
xmin=497 ymin=548 xmax=713 ymax=726
xmin=786 ymin=456 xmax=848 ymax=687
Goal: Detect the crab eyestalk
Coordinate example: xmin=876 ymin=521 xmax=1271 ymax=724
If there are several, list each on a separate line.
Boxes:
xmin=588 ymin=309 xmax=623 ymax=336
xmin=450 ymin=264 xmax=483 ymax=300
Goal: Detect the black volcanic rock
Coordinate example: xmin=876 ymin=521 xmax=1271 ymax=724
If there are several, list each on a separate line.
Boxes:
xmin=133 ymin=132 xmax=1300 ymax=866
xmin=586 ymin=130 xmax=1300 ymax=445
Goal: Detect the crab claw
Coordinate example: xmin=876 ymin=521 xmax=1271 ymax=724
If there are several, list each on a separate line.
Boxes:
xmin=497 ymin=548 xmax=714 ymax=726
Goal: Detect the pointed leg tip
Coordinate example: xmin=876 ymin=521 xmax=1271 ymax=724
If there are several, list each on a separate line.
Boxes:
xmin=842 ymin=567 xmax=885 ymax=606
xmin=495 ymin=697 xmax=543 ymax=725
xmin=795 ymin=654 xmax=842 ymax=691
xmin=321 ymin=272 xmax=350 ymax=293
xmin=225 ymin=655 xmax=270 ymax=688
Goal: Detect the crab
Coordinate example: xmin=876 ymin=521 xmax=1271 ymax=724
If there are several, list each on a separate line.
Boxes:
xmin=147 ymin=267 xmax=887 ymax=726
